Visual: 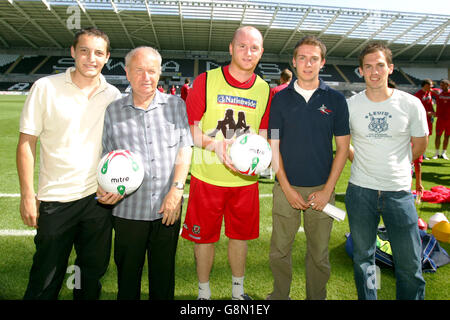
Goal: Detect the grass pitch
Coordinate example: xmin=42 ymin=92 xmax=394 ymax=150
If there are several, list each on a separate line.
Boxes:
xmin=0 ymin=95 xmax=449 ymax=300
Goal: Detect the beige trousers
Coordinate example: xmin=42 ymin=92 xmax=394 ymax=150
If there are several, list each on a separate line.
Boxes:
xmin=269 ymin=182 xmax=334 ymax=300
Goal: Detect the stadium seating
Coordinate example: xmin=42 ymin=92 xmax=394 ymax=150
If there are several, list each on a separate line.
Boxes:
xmin=37 ymin=56 xmax=74 ymax=75
xmin=0 ymin=81 xmax=32 ymax=91
xmin=390 ymin=70 xmax=422 ymax=86
xmin=0 ymin=54 xmax=20 ymax=74
xmin=0 ymin=53 xmax=433 ymax=93
xmin=9 ymin=56 xmax=47 ymax=75
xmin=336 ymin=65 xmax=364 ymax=83
xmin=319 ymin=65 xmax=345 ymax=83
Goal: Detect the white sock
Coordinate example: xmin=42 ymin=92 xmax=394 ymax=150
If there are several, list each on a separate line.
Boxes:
xmin=232 ymin=276 xmax=245 ymax=298
xmin=198 ymin=281 xmax=211 ymax=299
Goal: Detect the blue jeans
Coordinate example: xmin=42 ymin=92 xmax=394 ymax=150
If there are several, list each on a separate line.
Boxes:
xmin=345 ymin=183 xmax=425 ymax=300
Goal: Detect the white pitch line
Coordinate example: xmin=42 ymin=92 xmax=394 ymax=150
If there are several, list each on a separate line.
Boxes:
xmin=0 ymin=193 xmax=275 ymax=198
xmin=3 ymin=226 xmax=301 ymax=237
xmin=0 ymin=229 xmax=36 ymax=236
xmin=0 ymin=193 xmax=346 ymax=199
xmin=0 ymin=192 xmax=344 ymax=237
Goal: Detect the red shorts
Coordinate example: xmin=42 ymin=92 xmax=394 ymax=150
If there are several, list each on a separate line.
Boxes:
xmin=181 ymin=175 xmax=260 ymax=243
xmin=436 ymin=118 xmax=450 ymax=136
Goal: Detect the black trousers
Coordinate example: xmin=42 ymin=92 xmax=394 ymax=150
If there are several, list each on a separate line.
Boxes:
xmin=23 ymin=194 xmax=113 ymax=300
xmin=112 ymin=215 xmax=181 ymax=300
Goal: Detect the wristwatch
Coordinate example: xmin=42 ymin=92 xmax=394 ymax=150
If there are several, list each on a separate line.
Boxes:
xmin=173 ymin=181 xmax=185 ymax=190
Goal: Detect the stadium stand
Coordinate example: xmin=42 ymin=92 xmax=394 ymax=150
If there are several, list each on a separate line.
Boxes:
xmin=35 ymin=57 xmax=74 ymax=75
xmin=0 ymin=55 xmax=441 ymax=94
xmin=198 ymin=60 xmax=227 ymax=74
xmin=336 ymin=65 xmax=364 ymax=84
xmin=162 ymin=59 xmax=195 ymax=78
xmin=0 ymin=55 xmax=20 ymax=74
xmin=9 ymin=56 xmax=47 ymax=75
xmin=0 ymin=55 xmax=370 ymax=92
xmin=390 ymin=69 xmax=421 ymax=86
xmin=0 ymin=81 xmax=33 ymax=91
xmin=0 ymin=0 xmax=447 ymax=96
xmin=319 ymin=65 xmax=345 ymax=83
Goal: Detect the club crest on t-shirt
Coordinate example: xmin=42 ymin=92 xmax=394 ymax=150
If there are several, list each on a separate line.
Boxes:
xmin=365 ymin=111 xmax=392 ymax=138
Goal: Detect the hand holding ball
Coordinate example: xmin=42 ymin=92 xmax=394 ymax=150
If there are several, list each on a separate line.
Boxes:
xmin=97 ymin=150 xmax=144 ymax=195
xmin=228 ymin=134 xmax=272 ymax=176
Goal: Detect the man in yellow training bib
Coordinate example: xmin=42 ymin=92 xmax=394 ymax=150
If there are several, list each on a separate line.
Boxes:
xmin=181 ymin=26 xmax=271 ymax=300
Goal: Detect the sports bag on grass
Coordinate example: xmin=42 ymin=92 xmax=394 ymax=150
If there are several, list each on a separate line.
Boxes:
xmin=345 ymin=227 xmax=450 ymax=273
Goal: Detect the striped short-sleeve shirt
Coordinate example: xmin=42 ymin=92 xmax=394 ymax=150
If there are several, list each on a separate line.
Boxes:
xmin=102 ymin=90 xmax=193 ymax=221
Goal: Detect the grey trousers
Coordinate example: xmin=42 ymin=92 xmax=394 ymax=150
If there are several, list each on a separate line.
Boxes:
xmin=268 ymin=182 xmax=334 ymax=300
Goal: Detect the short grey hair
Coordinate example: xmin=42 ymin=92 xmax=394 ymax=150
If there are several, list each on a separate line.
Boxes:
xmin=125 ymin=46 xmax=162 ymax=70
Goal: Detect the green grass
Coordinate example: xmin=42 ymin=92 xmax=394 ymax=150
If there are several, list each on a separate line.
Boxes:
xmin=0 ymin=96 xmax=22 ymax=193
xmin=0 ymin=95 xmax=449 ymax=300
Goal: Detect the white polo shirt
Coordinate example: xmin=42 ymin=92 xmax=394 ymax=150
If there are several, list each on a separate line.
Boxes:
xmin=347 ymin=89 xmax=428 ymax=191
xmin=20 ymin=67 xmax=122 ymax=202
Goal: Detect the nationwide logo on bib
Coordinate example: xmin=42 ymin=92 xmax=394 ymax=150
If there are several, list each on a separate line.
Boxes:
xmin=217 ymin=94 xmax=257 ymax=109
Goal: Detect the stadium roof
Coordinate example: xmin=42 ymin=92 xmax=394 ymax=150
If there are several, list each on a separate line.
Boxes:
xmin=0 ymin=0 xmax=449 ymax=66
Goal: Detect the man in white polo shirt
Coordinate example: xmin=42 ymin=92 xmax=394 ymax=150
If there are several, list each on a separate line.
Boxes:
xmin=17 ymin=27 xmax=121 ymax=300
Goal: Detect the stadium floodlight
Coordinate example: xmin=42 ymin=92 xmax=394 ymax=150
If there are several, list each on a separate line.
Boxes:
xmin=41 ymin=0 xmax=51 ymax=11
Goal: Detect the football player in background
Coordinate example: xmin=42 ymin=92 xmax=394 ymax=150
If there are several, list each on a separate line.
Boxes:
xmin=433 ymin=79 xmax=450 ymax=160
xmin=414 ymin=79 xmax=437 ymax=159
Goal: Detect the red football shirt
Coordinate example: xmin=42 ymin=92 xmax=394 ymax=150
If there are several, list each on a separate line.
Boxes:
xmin=186 ymin=65 xmax=272 ymax=129
xmin=414 ymin=89 xmax=435 ymax=113
xmin=180 ymin=83 xmax=190 ymax=101
xmin=270 ymin=83 xmax=289 ymax=101
xmin=436 ymin=90 xmax=450 ymax=120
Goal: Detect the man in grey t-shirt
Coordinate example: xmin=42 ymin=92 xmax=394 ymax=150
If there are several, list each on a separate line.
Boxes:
xmin=346 ymin=42 xmax=427 ymax=300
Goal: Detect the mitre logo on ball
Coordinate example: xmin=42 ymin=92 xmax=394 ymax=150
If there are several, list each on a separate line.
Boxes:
xmin=228 ymin=133 xmax=272 ymax=176
xmin=97 ymin=149 xmax=145 ymax=195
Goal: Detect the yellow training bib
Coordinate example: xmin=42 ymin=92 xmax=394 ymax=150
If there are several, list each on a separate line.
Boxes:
xmin=190 ymin=67 xmax=270 ymax=187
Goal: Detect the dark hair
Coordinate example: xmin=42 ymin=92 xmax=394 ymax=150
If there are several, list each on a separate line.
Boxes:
xmin=72 ymin=27 xmax=110 ymax=53
xmin=293 ymin=35 xmax=326 ymax=60
xmin=358 ymin=42 xmax=392 ymax=68
xmin=421 ymin=79 xmax=433 ymax=87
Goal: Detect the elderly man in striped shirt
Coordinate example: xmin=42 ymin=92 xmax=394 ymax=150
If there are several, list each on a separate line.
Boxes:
xmin=97 ymin=46 xmax=193 ymax=300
